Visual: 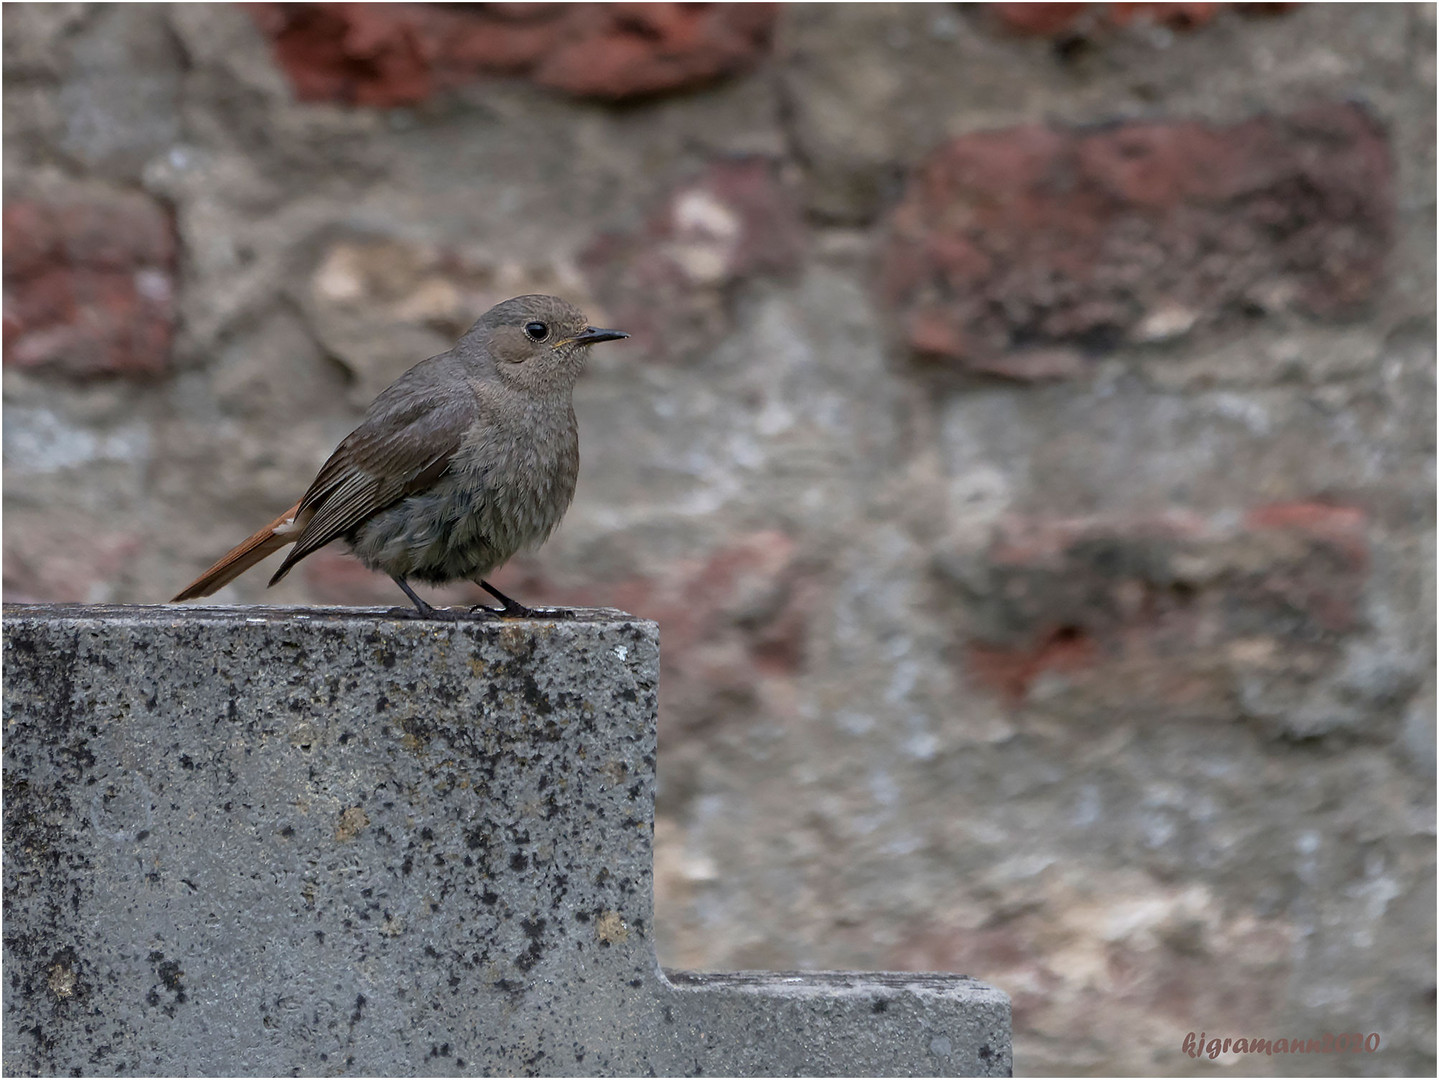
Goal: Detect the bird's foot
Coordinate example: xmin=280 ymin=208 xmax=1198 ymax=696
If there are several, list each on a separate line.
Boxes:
xmin=470 ymin=599 xmax=575 ymax=620
xmin=526 ymin=606 xmax=577 ymax=621
xmin=473 ymin=580 xmax=576 ymax=619
xmin=387 ymin=603 xmax=461 ymax=621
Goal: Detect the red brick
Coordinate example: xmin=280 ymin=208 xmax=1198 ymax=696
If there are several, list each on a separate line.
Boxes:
xmin=500 ymin=531 xmax=808 ymax=664
xmin=949 ymin=504 xmax=1369 ymax=704
xmin=993 ymin=3 xmax=1095 ymax=36
xmin=2 ymin=522 xmax=141 ymax=603
xmin=248 ymin=2 xmax=777 ymax=106
xmin=580 ymin=158 xmax=804 ymax=359
xmin=252 ymin=2 xmax=434 ymax=107
xmin=489 ymin=531 xmax=815 ymax=732
xmin=535 ymin=3 xmax=776 ymax=99
xmin=993 ymin=2 xmax=1293 ymax=38
xmin=1108 ymin=3 xmax=1225 ymax=29
xmin=1244 ymin=500 xmax=1367 ymax=542
xmin=1241 ymin=501 xmax=1369 ymax=633
xmin=881 ymin=105 xmax=1392 ymax=379
xmin=966 ymin=626 xmax=1101 ymax=705
xmin=3 ymin=192 xmax=176 ymax=378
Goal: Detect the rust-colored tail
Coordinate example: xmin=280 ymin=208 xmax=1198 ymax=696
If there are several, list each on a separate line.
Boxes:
xmin=171 ymin=502 xmax=309 ymax=601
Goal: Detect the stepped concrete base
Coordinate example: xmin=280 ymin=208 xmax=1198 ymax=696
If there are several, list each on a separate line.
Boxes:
xmin=2 ymin=605 xmax=1011 ymax=1077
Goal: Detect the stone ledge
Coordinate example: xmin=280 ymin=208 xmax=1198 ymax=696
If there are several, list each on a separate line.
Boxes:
xmin=2 ymin=604 xmax=1011 ymax=1077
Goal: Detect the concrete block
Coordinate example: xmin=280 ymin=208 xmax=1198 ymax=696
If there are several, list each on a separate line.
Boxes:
xmin=2 ymin=604 xmax=1011 ymax=1076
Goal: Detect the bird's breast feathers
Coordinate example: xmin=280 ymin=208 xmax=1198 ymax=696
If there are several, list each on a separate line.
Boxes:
xmin=450 ymin=406 xmax=579 ymax=551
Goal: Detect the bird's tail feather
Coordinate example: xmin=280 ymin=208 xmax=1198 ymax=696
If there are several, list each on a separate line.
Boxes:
xmin=171 ymin=502 xmax=308 ymax=601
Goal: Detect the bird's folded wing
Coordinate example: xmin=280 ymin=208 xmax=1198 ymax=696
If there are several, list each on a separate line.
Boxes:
xmin=268 ymin=379 xmax=480 ymax=585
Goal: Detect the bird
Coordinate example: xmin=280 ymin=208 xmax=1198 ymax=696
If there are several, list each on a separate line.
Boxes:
xmin=171 ymin=294 xmax=628 ymax=619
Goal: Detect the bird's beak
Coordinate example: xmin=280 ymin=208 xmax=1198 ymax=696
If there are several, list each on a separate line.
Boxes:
xmin=567 ymin=326 xmax=629 ymax=346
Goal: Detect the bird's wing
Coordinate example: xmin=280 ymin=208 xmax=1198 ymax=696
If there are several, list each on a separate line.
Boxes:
xmin=268 ymin=368 xmax=480 ymax=585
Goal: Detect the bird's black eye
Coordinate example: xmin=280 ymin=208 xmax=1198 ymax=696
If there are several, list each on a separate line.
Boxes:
xmin=524 ymin=321 xmax=549 ymax=342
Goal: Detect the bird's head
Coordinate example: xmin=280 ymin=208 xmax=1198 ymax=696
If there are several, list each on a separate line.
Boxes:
xmin=466 ymin=294 xmax=627 ymax=397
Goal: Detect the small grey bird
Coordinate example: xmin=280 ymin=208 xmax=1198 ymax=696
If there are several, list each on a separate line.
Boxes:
xmin=172 ymin=295 xmax=627 ymax=619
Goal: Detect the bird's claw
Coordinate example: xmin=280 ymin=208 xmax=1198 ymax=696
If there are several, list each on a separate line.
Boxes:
xmin=469 ymin=602 xmax=575 ymax=620
xmin=388 ymin=605 xmax=460 ymax=621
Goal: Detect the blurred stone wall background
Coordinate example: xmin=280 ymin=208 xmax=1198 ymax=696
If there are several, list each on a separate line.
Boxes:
xmin=3 ymin=3 xmax=1434 ymax=1074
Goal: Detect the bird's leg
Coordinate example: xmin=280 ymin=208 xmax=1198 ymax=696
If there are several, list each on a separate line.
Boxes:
xmin=468 ymin=578 xmax=524 ymax=618
xmin=389 ymin=576 xmax=459 ymax=620
xmin=470 ymin=579 xmax=575 ymax=620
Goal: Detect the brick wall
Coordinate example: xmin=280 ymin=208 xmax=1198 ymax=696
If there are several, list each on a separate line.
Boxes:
xmin=3 ymin=3 xmax=1433 ymax=1074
